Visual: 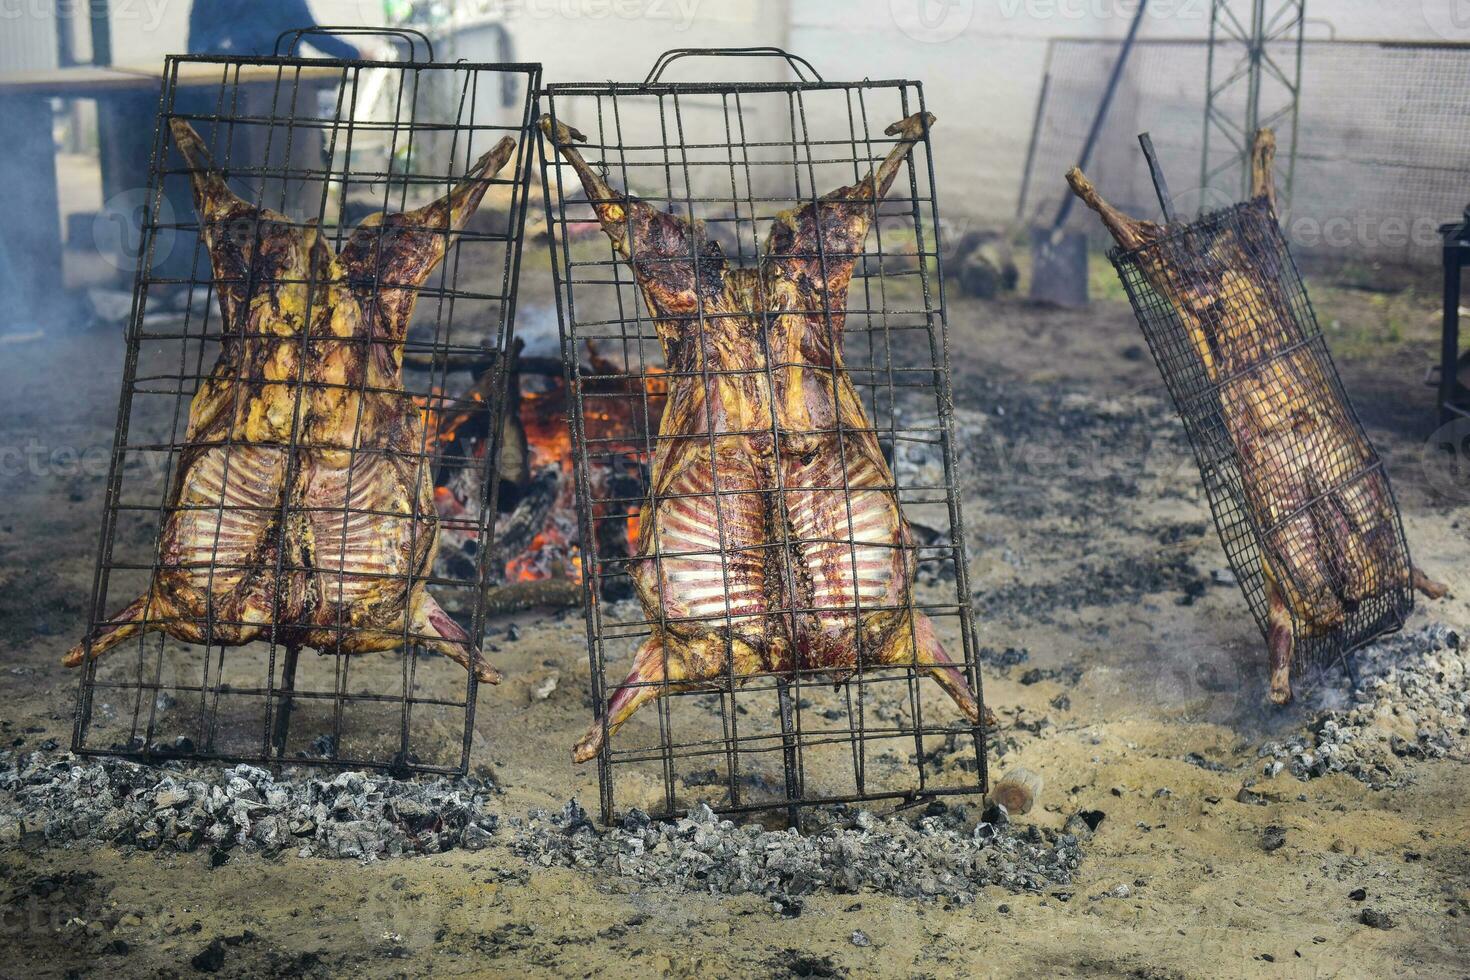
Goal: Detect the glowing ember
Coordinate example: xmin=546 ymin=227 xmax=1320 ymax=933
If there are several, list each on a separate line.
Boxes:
xmin=420 ymin=359 xmax=663 ymax=587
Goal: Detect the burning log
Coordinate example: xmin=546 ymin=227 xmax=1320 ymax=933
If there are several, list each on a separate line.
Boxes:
xmin=426 ymin=335 xmax=650 ymax=598
xmin=402 ymin=348 xmax=564 ymax=376
xmin=1067 ymin=129 xmax=1446 ymax=704
xmin=481 ymin=577 xmax=583 ymax=615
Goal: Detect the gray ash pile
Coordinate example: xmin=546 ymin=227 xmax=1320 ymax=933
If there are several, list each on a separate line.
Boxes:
xmin=0 ymin=754 xmax=499 ymax=859
xmin=510 ymin=800 xmax=1083 ymax=909
xmin=1257 ymin=624 xmax=1469 ymax=788
xmin=1 ymin=751 xmax=1086 ymax=907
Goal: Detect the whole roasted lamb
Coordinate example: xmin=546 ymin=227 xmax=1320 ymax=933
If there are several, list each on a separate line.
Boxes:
xmin=65 ymin=119 xmax=511 ymax=684
xmin=1067 ymin=129 xmax=1444 ymax=703
xmin=542 ymin=111 xmax=990 ymax=761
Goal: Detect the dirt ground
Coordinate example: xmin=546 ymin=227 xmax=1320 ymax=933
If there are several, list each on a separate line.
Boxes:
xmin=1 ymin=239 xmax=1467 ymax=979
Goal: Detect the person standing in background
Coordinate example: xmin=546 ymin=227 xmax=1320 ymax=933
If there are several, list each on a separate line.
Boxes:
xmin=187 ymin=0 xmax=364 ymax=59
xmin=152 ymin=1 xmax=378 ymax=288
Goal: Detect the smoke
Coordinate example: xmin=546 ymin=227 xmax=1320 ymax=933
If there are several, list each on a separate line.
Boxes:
xmin=0 ymin=98 xmax=65 ymax=334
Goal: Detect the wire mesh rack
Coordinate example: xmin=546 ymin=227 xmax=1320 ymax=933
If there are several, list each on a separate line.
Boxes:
xmin=68 ymin=31 xmax=541 ymax=777
xmin=538 ymin=48 xmax=989 ymax=824
xmin=1110 ymin=195 xmax=1417 ymax=699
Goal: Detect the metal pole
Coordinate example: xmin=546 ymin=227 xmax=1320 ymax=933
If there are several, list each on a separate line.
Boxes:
xmin=1049 ymin=0 xmax=1150 ymax=232
xmin=1442 ymin=223 xmax=1465 ymax=426
xmin=89 ymin=0 xmax=112 ymax=66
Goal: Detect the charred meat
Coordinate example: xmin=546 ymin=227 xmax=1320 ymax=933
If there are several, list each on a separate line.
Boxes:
xmin=65 ymin=119 xmax=515 ymax=683
xmin=542 ymin=112 xmax=990 ymax=761
xmin=1067 ymin=129 xmax=1445 ymax=704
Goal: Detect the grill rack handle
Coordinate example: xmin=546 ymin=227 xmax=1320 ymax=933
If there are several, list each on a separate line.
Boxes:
xmin=643 ymin=47 xmax=824 ymax=84
xmin=273 ymin=26 xmax=436 ymax=63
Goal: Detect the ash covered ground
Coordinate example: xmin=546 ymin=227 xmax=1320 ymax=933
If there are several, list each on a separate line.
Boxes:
xmin=0 ymin=258 xmax=1467 ymax=977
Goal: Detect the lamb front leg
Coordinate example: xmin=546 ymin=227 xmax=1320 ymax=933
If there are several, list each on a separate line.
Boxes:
xmin=572 ymin=629 xmax=768 ymax=763
xmin=1412 ymin=566 xmax=1448 ymax=599
xmin=574 ymin=632 xmax=675 ymax=763
xmin=409 ymin=590 xmax=502 ymax=685
xmin=875 ymin=610 xmax=996 ymax=729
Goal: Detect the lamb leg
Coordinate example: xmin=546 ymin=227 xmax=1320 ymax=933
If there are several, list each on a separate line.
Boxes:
xmin=337 ymin=135 xmax=516 ymax=344
xmin=574 ymin=633 xmax=672 ymax=763
xmin=63 ymin=593 xmax=172 ymax=667
xmin=539 ymin=116 xmax=723 ymax=325
xmin=876 ymin=611 xmax=995 ymax=728
xmin=409 ymin=591 xmax=502 ymax=685
xmin=1411 ymin=566 xmax=1448 ymax=599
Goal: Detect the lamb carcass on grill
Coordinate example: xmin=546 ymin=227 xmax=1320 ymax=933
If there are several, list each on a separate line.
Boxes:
xmin=64 ymin=119 xmax=511 ymax=684
xmin=1067 ymin=129 xmax=1445 ymax=704
xmin=542 ymin=111 xmax=991 ymax=762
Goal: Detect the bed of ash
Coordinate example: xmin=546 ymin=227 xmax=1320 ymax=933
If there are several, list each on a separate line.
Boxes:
xmin=0 ymin=254 xmax=1467 ymax=978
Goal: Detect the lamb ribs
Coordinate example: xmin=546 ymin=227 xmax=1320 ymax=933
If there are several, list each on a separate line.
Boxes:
xmin=542 ymin=111 xmax=989 ymax=762
xmin=1068 ymin=129 xmax=1444 ymax=703
xmin=66 ymin=119 xmax=514 ymax=685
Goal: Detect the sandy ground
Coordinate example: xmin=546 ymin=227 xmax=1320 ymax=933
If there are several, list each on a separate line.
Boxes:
xmin=0 ymin=243 xmax=1467 ymax=978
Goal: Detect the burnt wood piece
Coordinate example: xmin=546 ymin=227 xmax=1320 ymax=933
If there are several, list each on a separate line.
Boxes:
xmin=481 ymin=577 xmax=583 ymax=615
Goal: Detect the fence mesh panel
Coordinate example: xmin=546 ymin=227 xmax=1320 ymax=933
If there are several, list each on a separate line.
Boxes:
xmin=1022 ymin=39 xmax=1470 ymax=266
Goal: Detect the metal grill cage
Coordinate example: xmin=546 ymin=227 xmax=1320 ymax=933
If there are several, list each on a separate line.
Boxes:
xmin=539 ymin=50 xmax=987 ymax=823
xmin=71 ymin=41 xmax=541 ymax=777
xmin=1112 ymin=198 xmax=1415 ymax=679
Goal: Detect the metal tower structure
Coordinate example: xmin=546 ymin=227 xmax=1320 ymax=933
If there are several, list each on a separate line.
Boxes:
xmin=1201 ymin=0 xmax=1305 ymax=207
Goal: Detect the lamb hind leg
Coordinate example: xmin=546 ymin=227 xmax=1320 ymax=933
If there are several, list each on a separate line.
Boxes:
xmin=876 ymin=611 xmax=997 ymax=729
xmin=63 ymin=593 xmax=168 ymax=667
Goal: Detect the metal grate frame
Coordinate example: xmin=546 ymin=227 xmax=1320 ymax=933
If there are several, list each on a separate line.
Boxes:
xmin=1112 ymin=198 xmax=1416 ymax=682
xmin=539 ymin=49 xmax=988 ymax=824
xmin=70 ymin=35 xmax=541 ymax=776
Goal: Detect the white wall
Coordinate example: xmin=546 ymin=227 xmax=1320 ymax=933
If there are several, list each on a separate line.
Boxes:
xmin=67 ymin=0 xmax=1470 ymax=233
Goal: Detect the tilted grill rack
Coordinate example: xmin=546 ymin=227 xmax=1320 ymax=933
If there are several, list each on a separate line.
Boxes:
xmin=539 ymin=49 xmax=988 ymax=823
xmin=71 ymin=31 xmax=540 ymax=776
xmin=1112 ymin=199 xmax=1416 ymax=683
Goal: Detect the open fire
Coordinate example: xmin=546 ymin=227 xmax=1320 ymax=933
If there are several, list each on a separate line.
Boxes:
xmin=419 ymin=342 xmax=664 ymax=596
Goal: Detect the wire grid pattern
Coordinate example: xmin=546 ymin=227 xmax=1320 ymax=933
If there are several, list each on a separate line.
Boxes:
xmin=1020 ymin=39 xmax=1470 ymax=267
xmin=70 ymin=53 xmax=541 ymax=776
xmin=1112 ymin=199 xmax=1415 ymax=676
xmin=539 ymin=76 xmax=987 ymax=823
